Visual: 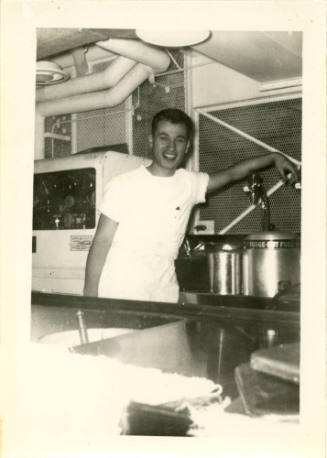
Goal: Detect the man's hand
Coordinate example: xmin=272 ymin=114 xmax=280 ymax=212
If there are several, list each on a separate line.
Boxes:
xmin=274 ymin=153 xmax=299 ymax=185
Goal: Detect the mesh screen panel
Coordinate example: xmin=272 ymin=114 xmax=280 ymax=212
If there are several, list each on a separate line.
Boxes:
xmin=198 ymin=98 xmax=302 ymax=233
xmin=46 ymin=104 xmax=128 ymax=157
xmin=44 ymin=115 xmax=72 ymax=159
xmin=75 ymin=104 xmax=127 ymax=153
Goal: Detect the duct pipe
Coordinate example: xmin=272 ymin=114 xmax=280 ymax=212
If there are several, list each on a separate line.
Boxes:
xmin=36 ymin=39 xmax=170 ymax=103
xmin=96 ymin=38 xmax=170 ymax=73
xmin=37 ymin=63 xmax=152 ymax=117
xmin=36 ymin=56 xmax=136 ymax=102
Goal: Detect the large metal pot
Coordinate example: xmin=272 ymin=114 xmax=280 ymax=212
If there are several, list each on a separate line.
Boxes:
xmin=207 ymin=241 xmax=242 ymax=295
xmin=242 ymin=232 xmax=300 ymax=297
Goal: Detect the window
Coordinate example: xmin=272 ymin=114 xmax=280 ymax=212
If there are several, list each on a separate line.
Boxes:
xmin=33 ymin=168 xmax=96 ymax=230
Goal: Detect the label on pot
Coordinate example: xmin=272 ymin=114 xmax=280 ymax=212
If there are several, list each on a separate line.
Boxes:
xmin=245 ymin=239 xmax=300 ymax=249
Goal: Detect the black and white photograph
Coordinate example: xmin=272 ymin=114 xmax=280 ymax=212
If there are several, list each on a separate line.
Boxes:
xmin=1 ymin=1 xmax=326 ymax=457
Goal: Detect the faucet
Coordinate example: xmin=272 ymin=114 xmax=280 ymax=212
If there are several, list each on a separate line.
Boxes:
xmin=243 ymin=173 xmax=274 ymax=231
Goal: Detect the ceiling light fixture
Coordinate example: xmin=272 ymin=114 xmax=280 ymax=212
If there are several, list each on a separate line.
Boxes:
xmin=135 ymin=29 xmax=211 ymax=48
xmin=36 ymin=61 xmax=70 ymax=86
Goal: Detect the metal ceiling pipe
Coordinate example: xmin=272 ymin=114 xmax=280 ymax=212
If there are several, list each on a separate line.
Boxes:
xmin=37 ymin=63 xmax=152 ymax=117
xmin=36 ymin=56 xmax=136 ymax=102
xmin=96 ymin=38 xmax=170 ymax=74
xmin=36 ymin=39 xmax=170 ymax=103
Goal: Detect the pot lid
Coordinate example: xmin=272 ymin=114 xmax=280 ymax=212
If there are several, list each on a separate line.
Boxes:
xmin=244 ymin=231 xmax=299 ymax=241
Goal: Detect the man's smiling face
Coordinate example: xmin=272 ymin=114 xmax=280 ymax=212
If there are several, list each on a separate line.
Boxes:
xmin=150 ymin=120 xmax=190 ymax=176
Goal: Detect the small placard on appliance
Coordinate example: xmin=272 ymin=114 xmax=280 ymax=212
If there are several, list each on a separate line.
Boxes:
xmin=70 ymin=235 xmax=93 ymax=251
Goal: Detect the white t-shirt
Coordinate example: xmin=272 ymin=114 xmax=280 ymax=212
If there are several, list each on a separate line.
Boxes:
xmin=98 ymin=165 xmax=209 ymax=303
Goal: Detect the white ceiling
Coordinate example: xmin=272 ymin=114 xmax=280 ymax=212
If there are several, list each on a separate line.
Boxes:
xmin=193 ymin=31 xmax=302 ymax=82
xmin=38 ymin=29 xmax=302 ymax=83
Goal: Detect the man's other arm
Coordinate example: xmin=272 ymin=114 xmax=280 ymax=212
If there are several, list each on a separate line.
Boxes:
xmin=83 ymin=214 xmax=118 ymax=297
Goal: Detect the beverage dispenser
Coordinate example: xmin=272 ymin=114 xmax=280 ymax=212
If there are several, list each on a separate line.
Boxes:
xmin=32 ymin=151 xmax=149 ymax=295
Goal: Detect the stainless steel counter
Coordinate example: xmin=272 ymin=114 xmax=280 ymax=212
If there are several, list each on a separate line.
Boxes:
xmin=31 ymin=291 xmax=300 ymax=398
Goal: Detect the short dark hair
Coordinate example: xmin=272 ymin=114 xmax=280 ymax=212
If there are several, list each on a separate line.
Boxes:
xmin=151 ymin=108 xmax=194 ymax=139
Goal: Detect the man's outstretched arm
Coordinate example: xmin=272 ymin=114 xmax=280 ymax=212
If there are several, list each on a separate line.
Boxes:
xmin=207 ymin=152 xmax=299 ymax=194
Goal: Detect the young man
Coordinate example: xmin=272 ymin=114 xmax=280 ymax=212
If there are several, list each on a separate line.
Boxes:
xmin=84 ymin=108 xmax=298 ymax=303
